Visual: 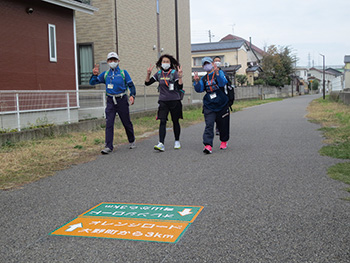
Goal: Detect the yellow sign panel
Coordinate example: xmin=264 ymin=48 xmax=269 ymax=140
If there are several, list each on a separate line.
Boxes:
xmin=51 ymin=217 xmax=189 ymax=243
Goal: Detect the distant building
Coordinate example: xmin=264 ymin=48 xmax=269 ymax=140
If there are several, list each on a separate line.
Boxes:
xmin=308 ymin=67 xmax=339 ymax=91
xmin=191 ymin=34 xmax=264 ymax=85
xmin=344 ymin=55 xmax=350 ymax=90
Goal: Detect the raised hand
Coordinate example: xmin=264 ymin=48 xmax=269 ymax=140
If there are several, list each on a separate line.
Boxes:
xmin=213 ymin=63 xmax=219 ymax=75
xmin=93 ymin=63 xmax=99 ymax=76
xmin=194 ymin=71 xmax=199 ymax=82
xmin=177 ymin=66 xmax=183 ymax=78
xmin=147 ymin=64 xmax=155 ymax=75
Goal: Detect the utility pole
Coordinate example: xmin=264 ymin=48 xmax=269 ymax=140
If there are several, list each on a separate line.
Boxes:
xmin=320 ymin=54 xmax=325 ymax=99
xmin=208 ymin=30 xmax=214 ymax=42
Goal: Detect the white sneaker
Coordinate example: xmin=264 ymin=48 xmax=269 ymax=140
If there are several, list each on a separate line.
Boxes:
xmin=154 ymin=142 xmax=165 ymax=152
xmin=174 ymin=141 xmax=181 ymax=149
xmin=129 ymin=141 xmax=136 ymax=149
xmin=101 ymin=147 xmax=112 ymax=154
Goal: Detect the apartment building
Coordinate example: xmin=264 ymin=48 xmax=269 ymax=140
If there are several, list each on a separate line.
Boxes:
xmin=75 ymin=0 xmax=191 ymax=88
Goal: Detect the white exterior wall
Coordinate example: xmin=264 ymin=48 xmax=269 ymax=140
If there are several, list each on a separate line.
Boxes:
xmin=331 ymin=75 xmax=343 ymax=91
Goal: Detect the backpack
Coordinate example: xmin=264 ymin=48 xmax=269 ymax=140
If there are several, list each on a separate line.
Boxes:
xmin=104 ymin=69 xmax=128 ymax=95
xmin=204 ymin=71 xmax=235 ymax=110
xmin=157 ymin=69 xmax=185 ymax=100
xmin=104 ymin=69 xmax=126 ymax=84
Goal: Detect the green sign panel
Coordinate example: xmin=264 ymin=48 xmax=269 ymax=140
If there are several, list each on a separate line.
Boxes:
xmin=81 ymin=203 xmax=203 ymax=222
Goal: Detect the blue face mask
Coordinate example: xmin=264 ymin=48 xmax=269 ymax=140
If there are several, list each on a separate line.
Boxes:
xmin=203 ymin=63 xmax=213 ymax=72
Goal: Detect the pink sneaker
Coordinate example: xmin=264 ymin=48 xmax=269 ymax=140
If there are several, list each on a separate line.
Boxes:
xmin=203 ymin=145 xmax=212 ymax=154
xmin=220 ymin=141 xmax=228 ymax=150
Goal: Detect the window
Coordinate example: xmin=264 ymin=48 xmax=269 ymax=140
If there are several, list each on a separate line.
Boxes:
xmin=48 ymin=24 xmax=57 ymax=62
xmin=193 ymin=57 xmax=203 ymax=67
xmin=78 ymin=44 xmax=94 ymax=85
xmin=193 ymin=56 xmax=225 ymax=67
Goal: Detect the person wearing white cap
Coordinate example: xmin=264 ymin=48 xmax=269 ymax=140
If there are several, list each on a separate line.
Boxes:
xmin=90 ymin=52 xmax=136 ymax=154
xmin=193 ymin=57 xmax=230 ymax=154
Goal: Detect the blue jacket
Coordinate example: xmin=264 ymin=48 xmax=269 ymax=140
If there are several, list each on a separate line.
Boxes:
xmin=89 ymin=66 xmax=136 ymax=97
xmin=193 ymin=70 xmax=228 ymax=112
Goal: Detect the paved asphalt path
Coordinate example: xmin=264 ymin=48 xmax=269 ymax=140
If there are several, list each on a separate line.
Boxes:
xmin=1 ymin=95 xmax=349 ymax=262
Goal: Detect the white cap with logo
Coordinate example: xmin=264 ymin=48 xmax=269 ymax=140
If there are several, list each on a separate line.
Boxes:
xmin=107 ymin=52 xmax=119 ymax=60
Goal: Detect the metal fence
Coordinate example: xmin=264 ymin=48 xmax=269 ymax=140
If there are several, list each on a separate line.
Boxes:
xmin=0 ymin=85 xmax=293 ymax=131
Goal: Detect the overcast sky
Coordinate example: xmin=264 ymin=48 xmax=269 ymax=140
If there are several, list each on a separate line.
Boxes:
xmin=190 ymin=0 xmax=350 ymax=67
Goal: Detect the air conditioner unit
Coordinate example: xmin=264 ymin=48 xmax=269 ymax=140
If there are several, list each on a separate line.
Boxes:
xmin=224 ymin=62 xmax=230 ymax=67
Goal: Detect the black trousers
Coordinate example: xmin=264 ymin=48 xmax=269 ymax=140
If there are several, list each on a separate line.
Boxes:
xmin=203 ymin=106 xmax=230 ymax=146
xmin=157 ymin=100 xmax=183 ymax=143
xmin=105 ymin=96 xmax=135 ymax=150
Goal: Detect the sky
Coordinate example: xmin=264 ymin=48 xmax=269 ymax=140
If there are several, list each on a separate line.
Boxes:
xmin=190 ymin=0 xmax=350 ymax=67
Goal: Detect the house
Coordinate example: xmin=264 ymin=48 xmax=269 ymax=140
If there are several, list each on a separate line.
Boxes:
xmin=294 ymin=67 xmax=309 ymax=93
xmin=220 ymin=34 xmax=265 ymax=65
xmin=191 ymin=34 xmax=264 ymax=85
xmin=0 ymin=0 xmax=97 ymax=130
xmin=0 ymin=0 xmax=97 ymax=92
xmin=75 ymin=0 xmax=192 ymax=88
xmin=308 ymin=67 xmax=339 ymax=92
xmin=295 ymin=67 xmax=308 ymax=82
xmin=344 ymin=55 xmax=350 ymax=90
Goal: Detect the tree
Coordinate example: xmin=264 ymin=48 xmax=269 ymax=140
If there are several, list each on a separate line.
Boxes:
xmin=236 ymin=74 xmax=247 ymax=86
xmin=312 ymin=80 xmax=319 ymax=90
xmin=260 ymin=45 xmax=296 ymax=87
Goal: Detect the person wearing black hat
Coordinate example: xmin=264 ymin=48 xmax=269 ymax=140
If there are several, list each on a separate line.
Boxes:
xmin=90 ymin=52 xmax=136 ymax=154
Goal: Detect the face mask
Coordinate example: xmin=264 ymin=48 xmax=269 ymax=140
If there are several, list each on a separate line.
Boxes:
xmin=203 ymin=63 xmax=213 ymax=72
xmin=162 ymin=63 xmax=171 ymax=70
xmin=214 ymin=61 xmax=221 ymax=67
xmin=108 ymin=62 xmax=118 ymax=69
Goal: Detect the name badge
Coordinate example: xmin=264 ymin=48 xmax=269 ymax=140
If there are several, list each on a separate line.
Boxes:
xmin=107 ymin=84 xmax=113 ymax=89
xmin=169 ymin=83 xmax=174 ymax=91
xmin=210 ymin=92 xmax=217 ymax=99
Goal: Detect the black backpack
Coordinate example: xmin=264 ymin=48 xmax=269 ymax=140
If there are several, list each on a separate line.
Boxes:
xmin=222 ymin=71 xmax=235 ymax=110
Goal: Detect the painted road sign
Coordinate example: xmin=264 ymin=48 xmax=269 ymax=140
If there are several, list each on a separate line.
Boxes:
xmin=81 ymin=203 xmax=203 ymax=222
xmin=51 ymin=218 xmax=189 ymax=243
xmin=50 ymin=203 xmax=203 ymax=243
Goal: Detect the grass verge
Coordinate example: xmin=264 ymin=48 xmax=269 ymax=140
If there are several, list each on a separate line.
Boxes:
xmin=0 ymin=98 xmax=282 ymax=190
xmin=307 ymin=96 xmax=350 ymax=197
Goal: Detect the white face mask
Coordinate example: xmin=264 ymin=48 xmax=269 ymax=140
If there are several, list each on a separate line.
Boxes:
xmin=162 ymin=63 xmax=171 ymax=70
xmin=214 ymin=61 xmax=221 ymax=67
xmin=108 ymin=62 xmax=118 ymax=69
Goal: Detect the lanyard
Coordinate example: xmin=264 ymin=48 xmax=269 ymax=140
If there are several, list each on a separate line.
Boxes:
xmin=206 ymin=72 xmax=216 ymax=92
xmin=110 ymin=69 xmax=117 ymax=80
xmin=162 ymin=70 xmax=172 ymax=87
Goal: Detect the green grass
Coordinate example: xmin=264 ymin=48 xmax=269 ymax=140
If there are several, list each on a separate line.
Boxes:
xmin=307 ymin=96 xmax=350 ymax=199
xmin=328 ymin=162 xmax=350 ymax=197
xmin=0 ymin=98 xmax=282 ymax=190
xmin=320 ymin=141 xmax=350 ymax=159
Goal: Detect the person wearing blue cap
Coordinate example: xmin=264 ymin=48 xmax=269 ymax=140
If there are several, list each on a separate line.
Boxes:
xmin=193 ymin=57 xmax=230 ymax=154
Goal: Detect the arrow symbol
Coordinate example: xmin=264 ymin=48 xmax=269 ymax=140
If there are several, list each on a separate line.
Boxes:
xmin=178 ymin=208 xmax=193 ymax=216
xmin=66 ymin=223 xmax=82 ymax=232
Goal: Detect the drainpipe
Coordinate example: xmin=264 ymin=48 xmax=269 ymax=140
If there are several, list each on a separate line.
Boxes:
xmin=175 ymin=0 xmax=179 ymax=61
xmin=157 ymin=0 xmax=161 ymax=58
xmin=115 ymin=0 xmax=118 ymax=54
